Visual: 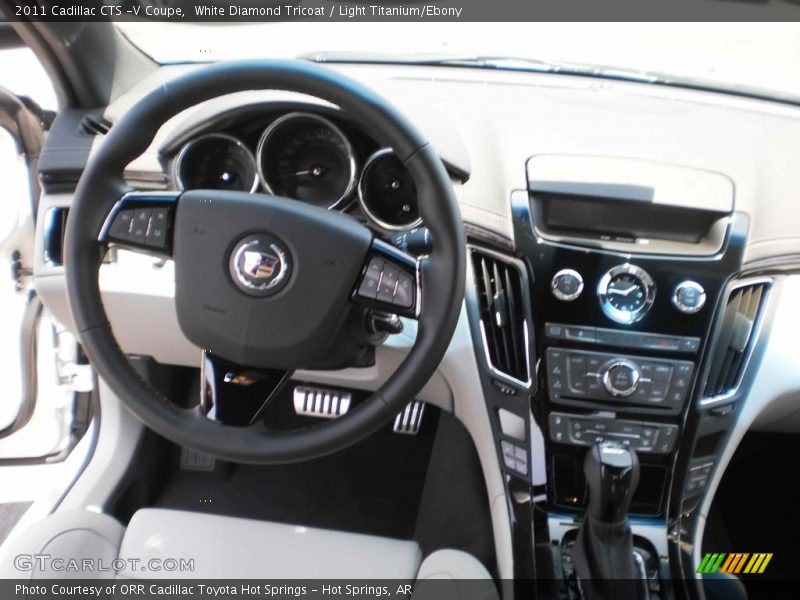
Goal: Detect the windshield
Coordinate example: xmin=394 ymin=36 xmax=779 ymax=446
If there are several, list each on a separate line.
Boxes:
xmin=116 ymin=22 xmax=800 ymax=104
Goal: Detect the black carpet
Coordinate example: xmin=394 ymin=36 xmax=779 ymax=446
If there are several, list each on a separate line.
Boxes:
xmin=153 ymin=398 xmax=440 ymax=540
xmin=109 ymin=376 xmax=497 ymax=575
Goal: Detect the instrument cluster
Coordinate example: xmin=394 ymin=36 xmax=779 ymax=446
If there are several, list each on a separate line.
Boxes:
xmin=171 ymin=110 xmax=422 ymax=231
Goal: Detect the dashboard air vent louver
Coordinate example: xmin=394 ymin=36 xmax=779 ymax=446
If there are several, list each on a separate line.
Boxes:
xmin=471 ymin=249 xmax=530 ymax=385
xmin=78 ymin=114 xmax=113 ymax=136
xmin=703 ymin=280 xmax=770 ymax=400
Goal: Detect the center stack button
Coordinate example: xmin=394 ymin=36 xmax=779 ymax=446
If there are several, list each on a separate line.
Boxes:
xmin=601 ymin=360 xmax=640 ymax=397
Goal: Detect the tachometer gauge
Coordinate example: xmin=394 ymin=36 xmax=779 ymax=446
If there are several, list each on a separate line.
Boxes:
xmin=174 ymin=133 xmax=258 ymax=192
xmin=257 ymin=112 xmax=357 ymax=209
xmin=597 ymin=264 xmax=656 ymax=324
xmin=358 ymin=148 xmax=422 ymax=231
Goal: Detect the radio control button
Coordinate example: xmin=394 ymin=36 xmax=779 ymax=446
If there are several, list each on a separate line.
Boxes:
xmin=673 ymin=281 xmax=706 ymax=314
xmin=564 ymin=326 xmax=595 ymax=343
xmin=551 ymin=269 xmax=584 ymax=301
xmin=602 ymin=360 xmax=640 ymax=397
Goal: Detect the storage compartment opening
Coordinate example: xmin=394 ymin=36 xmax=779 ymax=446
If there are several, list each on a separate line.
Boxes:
xmin=535 ymin=192 xmax=725 ymax=245
xmin=552 ymin=452 xmax=667 ymax=516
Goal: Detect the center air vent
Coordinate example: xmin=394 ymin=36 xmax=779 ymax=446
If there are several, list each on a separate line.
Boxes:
xmin=471 ymin=248 xmax=530 ymax=385
xmin=703 ymin=280 xmax=770 ymax=401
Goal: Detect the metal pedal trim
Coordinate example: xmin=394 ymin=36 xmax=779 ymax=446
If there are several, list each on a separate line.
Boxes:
xmin=180 ymin=447 xmax=216 ymax=472
xmin=394 ymin=400 xmax=425 ymax=435
xmin=293 ymin=386 xmax=351 ymax=419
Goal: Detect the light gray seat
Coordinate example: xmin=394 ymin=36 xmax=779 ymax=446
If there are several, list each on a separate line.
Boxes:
xmin=0 ymin=509 xmax=498 ymax=598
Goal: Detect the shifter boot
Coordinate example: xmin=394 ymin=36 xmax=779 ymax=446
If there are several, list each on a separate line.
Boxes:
xmin=571 ymin=514 xmax=639 ymax=599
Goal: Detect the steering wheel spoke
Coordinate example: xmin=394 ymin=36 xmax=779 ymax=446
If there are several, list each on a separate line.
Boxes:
xmin=352 ymin=239 xmax=420 ymax=319
xmin=98 ymin=191 xmax=180 ymax=257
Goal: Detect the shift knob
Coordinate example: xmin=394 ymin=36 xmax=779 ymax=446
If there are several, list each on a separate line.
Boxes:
xmin=584 ymin=441 xmax=640 ymax=523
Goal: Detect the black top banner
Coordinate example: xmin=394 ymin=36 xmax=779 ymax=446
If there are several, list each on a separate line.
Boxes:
xmin=4 ymin=0 xmax=800 ymax=22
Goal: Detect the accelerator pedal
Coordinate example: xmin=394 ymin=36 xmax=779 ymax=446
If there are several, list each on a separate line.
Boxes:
xmin=393 ymin=400 xmax=425 ymax=435
xmin=293 ymin=385 xmax=352 ymax=419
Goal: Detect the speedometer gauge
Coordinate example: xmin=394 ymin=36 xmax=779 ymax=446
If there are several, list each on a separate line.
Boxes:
xmin=257 ymin=112 xmax=357 ymax=209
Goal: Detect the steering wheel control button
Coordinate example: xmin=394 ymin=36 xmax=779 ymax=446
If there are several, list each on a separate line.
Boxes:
xmin=358 ymin=257 xmax=383 ymax=299
xmin=145 ymin=208 xmax=170 ymax=249
xmin=130 ymin=208 xmax=152 ymax=243
xmin=99 ymin=192 xmax=180 ymax=255
xmin=551 ymin=269 xmax=584 ymax=301
xmin=228 ymin=233 xmax=292 ymax=297
xmin=108 ymin=209 xmax=134 ymax=241
xmin=673 ymin=280 xmax=707 ymax=314
xmin=356 ymin=247 xmax=417 ymax=312
xmin=377 ymin=263 xmax=400 ymax=303
xmin=602 ymin=360 xmax=640 ymax=397
xmin=394 ymin=272 xmax=415 ymax=308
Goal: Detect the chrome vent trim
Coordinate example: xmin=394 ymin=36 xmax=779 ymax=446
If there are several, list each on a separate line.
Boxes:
xmin=700 ymin=278 xmax=771 ymax=405
xmin=469 ymin=246 xmax=532 ymax=388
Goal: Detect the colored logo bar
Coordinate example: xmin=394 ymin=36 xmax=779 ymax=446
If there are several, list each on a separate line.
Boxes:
xmin=697 ymin=552 xmax=773 ymax=574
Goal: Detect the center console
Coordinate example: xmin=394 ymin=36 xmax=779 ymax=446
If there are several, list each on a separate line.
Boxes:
xmin=466 ymin=154 xmax=753 ymax=598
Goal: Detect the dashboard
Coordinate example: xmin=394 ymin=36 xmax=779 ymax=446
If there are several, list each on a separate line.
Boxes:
xmin=30 ymin=61 xmax=800 ymax=587
xmin=167 ymin=107 xmax=434 ymax=233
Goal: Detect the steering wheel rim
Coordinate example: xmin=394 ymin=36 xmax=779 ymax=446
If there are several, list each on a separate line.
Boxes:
xmin=65 ymin=59 xmax=465 ymax=464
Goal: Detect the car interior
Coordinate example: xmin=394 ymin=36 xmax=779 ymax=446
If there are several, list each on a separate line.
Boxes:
xmin=1 ymin=16 xmax=799 ymax=600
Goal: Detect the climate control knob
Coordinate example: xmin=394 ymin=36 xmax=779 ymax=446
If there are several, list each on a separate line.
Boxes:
xmin=673 ymin=280 xmax=706 ymax=314
xmin=602 ymin=360 xmax=640 ymax=398
xmin=551 ymin=269 xmax=584 ymax=302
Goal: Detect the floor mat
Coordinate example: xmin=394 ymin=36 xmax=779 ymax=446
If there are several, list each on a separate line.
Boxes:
xmin=152 ymin=401 xmax=440 ymax=540
xmin=0 ymin=502 xmax=32 ymax=545
xmin=110 ymin=377 xmax=495 ymax=574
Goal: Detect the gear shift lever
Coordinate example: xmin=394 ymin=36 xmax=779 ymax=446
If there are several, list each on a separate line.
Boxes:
xmin=570 ymin=441 xmax=643 ymax=599
xmin=585 ymin=440 xmax=640 ymax=522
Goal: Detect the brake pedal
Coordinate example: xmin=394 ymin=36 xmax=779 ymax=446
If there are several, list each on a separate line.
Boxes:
xmin=293 ymin=385 xmax=351 ymax=419
xmin=394 ymin=400 xmax=425 ymax=435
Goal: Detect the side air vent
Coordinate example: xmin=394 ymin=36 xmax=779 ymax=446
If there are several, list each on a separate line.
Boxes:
xmin=78 ymin=114 xmax=113 ymax=136
xmin=703 ymin=280 xmax=770 ymax=401
xmin=471 ymin=248 xmax=530 ymax=385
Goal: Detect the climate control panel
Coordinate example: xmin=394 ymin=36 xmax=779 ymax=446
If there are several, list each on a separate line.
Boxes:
xmin=546 ymin=347 xmax=694 ymax=414
xmin=549 ymin=412 xmax=679 ymax=454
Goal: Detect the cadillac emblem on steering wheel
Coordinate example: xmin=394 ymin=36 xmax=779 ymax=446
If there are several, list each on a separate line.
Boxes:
xmin=229 ymin=234 xmax=292 ymax=297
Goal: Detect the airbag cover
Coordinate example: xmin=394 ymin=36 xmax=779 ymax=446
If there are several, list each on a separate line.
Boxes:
xmin=173 ymin=190 xmax=372 ymax=368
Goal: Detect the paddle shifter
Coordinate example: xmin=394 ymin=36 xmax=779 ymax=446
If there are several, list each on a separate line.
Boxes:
xmin=570 ymin=441 xmax=642 ymax=599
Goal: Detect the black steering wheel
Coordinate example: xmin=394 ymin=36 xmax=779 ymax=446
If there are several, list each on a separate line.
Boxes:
xmin=65 ymin=60 xmax=465 ymax=464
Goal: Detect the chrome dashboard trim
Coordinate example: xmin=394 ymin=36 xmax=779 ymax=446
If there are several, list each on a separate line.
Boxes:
xmin=596 ymin=263 xmax=656 ymax=325
xmin=357 ymin=147 xmax=423 ymax=232
xmin=173 ymin=132 xmax=259 ymax=193
xmin=467 ymin=244 xmax=534 ymax=390
xmin=698 ymin=276 xmax=773 ymax=407
xmin=256 ymin=111 xmax=357 ymax=211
